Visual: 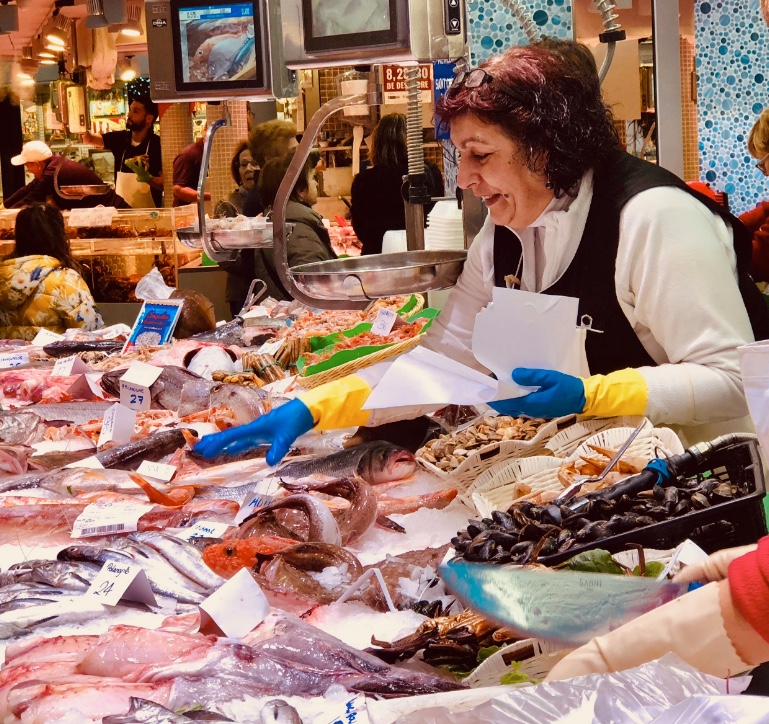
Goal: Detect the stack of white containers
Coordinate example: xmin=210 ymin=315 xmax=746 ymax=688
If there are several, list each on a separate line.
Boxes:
xmin=425 ymin=200 xmax=464 ymax=250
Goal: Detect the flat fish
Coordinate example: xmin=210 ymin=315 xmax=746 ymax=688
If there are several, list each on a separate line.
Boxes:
xmin=276 ymin=441 xmax=416 ymax=485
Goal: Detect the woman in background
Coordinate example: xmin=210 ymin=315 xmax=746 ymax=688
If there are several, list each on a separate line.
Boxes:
xmin=254 ymin=152 xmax=336 ymax=301
xmin=226 ymin=140 xmax=256 ymax=214
xmin=0 ymin=203 xmax=102 ymax=339
xmin=741 ymin=108 xmax=769 ymax=281
xmin=350 ymin=113 xmax=444 ymax=255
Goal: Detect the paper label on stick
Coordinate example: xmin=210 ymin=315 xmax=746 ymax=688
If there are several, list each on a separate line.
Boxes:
xmin=370 ymin=308 xmax=397 ymax=336
xmin=119 ymin=361 xmax=162 ymax=412
xmin=85 ymin=561 xmax=156 ymax=606
xmin=96 ymin=403 xmax=136 ymax=447
xmin=67 ymin=373 xmax=107 ymax=401
xmin=326 ymin=694 xmax=369 ymax=724
xmin=51 ymin=355 xmax=90 ymax=377
xmin=0 ymin=352 xmax=29 ymax=369
xmin=174 ymin=521 xmax=233 ymax=541
xmin=234 ymin=478 xmax=281 ymax=525
xmin=136 ymin=460 xmax=177 ymax=482
xmin=31 ymin=328 xmax=65 ymax=346
xmin=256 ymin=340 xmax=283 ymax=356
xmin=72 ymin=499 xmax=152 ymax=538
xmin=199 ymin=568 xmax=270 ymax=638
xmin=65 ymin=455 xmax=104 ymax=470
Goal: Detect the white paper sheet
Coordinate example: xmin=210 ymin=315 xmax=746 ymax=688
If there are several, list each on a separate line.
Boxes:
xmin=738 ymin=342 xmax=769 ymax=450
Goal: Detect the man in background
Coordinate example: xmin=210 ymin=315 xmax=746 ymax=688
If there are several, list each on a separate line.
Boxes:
xmin=172 ymin=135 xmax=211 ymax=206
xmin=82 ymin=96 xmax=163 ymax=208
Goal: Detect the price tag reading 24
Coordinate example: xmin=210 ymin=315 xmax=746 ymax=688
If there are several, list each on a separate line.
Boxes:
xmin=86 ymin=561 xmax=156 ymax=606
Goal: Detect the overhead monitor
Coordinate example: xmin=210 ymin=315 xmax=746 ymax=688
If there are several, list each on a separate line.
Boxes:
xmin=302 ymin=0 xmax=398 ymax=53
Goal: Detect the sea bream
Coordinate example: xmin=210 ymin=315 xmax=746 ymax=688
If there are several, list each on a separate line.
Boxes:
xmin=276 ymin=441 xmax=416 ymax=485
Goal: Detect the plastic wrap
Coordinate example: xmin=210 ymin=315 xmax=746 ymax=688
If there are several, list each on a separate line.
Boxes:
xmin=371 ymin=654 xmax=750 ymax=724
xmin=650 ymin=695 xmax=769 ymax=724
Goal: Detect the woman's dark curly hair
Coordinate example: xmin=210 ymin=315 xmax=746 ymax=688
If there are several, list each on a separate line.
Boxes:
xmin=14 ymin=203 xmax=79 ymax=272
xmin=436 ymin=41 xmax=619 ymax=198
xmin=230 ymin=139 xmax=249 ymax=187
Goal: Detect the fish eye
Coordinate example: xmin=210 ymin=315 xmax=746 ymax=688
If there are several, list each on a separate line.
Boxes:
xmin=224 ymin=546 xmax=235 ymax=556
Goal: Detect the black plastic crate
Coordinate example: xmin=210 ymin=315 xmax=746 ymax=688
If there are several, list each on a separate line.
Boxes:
xmin=539 ymin=438 xmax=767 ymax=566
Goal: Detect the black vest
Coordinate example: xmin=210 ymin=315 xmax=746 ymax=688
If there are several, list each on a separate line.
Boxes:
xmin=493 ymin=150 xmax=769 ymax=375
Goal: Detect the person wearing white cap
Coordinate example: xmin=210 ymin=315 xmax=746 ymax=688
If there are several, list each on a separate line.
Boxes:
xmin=3 ymin=141 xmax=129 ymax=210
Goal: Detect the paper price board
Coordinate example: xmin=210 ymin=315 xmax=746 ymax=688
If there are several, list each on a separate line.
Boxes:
xmin=85 ymin=561 xmax=156 ymax=606
xmin=370 ymin=308 xmax=397 ymax=336
xmin=31 ymin=328 xmax=65 ymax=346
xmin=67 ymin=373 xmax=108 ymax=401
xmin=68 ymin=206 xmax=117 ymax=228
xmin=199 ymin=568 xmax=270 ymax=638
xmin=119 ymin=361 xmax=162 ymax=412
xmin=51 ymin=355 xmax=90 ymax=377
xmin=123 ymin=300 xmax=184 ymax=351
xmin=382 ymin=64 xmax=433 ymax=104
xmin=0 ymin=352 xmax=29 ymax=369
xmin=173 ymin=520 xmax=233 ymax=541
xmin=136 ymin=460 xmax=177 ymax=482
xmin=71 ymin=499 xmax=152 ymax=538
xmin=96 ymin=403 xmax=136 ymax=447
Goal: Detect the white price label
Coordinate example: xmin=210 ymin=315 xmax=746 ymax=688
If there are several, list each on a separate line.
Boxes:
xmin=173 ymin=521 xmax=233 ymax=541
xmin=199 ymin=568 xmax=270 ymax=638
xmin=96 ymin=403 xmax=136 ymax=448
xmin=31 ymin=329 xmax=65 ymax=346
xmin=370 ymin=308 xmax=397 ymax=336
xmin=136 ymin=460 xmax=177 ymax=482
xmin=256 ymin=340 xmax=283 ymax=356
xmin=326 ymin=694 xmax=369 ymax=724
xmin=71 ymin=499 xmax=152 ymax=538
xmin=234 ymin=478 xmax=281 ymax=525
xmin=51 ymin=355 xmax=90 ymax=377
xmin=85 ymin=561 xmax=156 ymax=606
xmin=64 ymin=455 xmax=104 ymax=470
xmin=0 ymin=352 xmax=29 ymax=369
xmin=67 ymin=373 xmax=107 ymax=401
xmin=68 ymin=206 xmax=117 ymax=228
xmin=119 ymin=361 xmax=161 ymax=411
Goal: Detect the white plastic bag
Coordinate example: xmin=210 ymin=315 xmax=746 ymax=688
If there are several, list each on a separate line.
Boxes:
xmin=88 ymin=28 xmax=117 ymax=90
xmin=134 ymin=268 xmax=175 ymax=301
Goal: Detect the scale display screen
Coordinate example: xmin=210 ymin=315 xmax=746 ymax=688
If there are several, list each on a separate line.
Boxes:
xmin=173 ymin=1 xmax=264 ymax=90
xmin=302 ymin=0 xmax=398 ymax=52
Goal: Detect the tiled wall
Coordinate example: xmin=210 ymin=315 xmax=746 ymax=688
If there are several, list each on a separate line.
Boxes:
xmin=318 ymin=67 xmax=357 ymax=137
xmin=205 ymin=101 xmax=250 ymax=209
xmin=681 ymin=35 xmax=699 ymax=181
xmin=159 ymin=103 xmax=192 ymax=208
xmin=696 ymin=0 xmax=768 ymax=214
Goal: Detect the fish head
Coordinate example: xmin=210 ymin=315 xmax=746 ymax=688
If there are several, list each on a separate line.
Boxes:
xmin=259 ymin=699 xmax=303 ymax=724
xmin=202 ymin=540 xmax=247 ymax=579
xmin=367 ymin=444 xmax=417 ymax=484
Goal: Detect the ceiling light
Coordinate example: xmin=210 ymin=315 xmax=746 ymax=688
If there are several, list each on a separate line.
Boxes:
xmin=85 ymin=0 xmax=109 ymax=29
xmin=40 ymin=59 xmax=56 ymax=66
xmin=0 ymin=5 xmax=19 ymax=34
xmin=45 ymin=14 xmax=72 ymax=47
xmin=118 ymin=56 xmax=137 ymax=81
xmin=121 ymin=1 xmax=143 ymax=37
xmin=19 ymin=47 xmax=38 ymax=78
xmin=32 ymin=38 xmax=56 ymax=60
xmin=19 ymin=78 xmax=35 ymax=87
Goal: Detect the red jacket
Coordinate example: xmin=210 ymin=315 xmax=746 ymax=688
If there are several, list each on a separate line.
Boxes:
xmin=739 ymin=202 xmax=769 ymax=282
xmin=730 ymin=536 xmax=769 ymax=642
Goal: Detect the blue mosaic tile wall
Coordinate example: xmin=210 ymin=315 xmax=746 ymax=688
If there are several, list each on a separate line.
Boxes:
xmin=468 ymin=0 xmax=573 ymax=64
xmin=696 ymin=0 xmax=769 ymax=215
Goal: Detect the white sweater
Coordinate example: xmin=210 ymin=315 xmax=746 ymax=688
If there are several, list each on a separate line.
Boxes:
xmin=423 ymin=171 xmax=755 ymax=431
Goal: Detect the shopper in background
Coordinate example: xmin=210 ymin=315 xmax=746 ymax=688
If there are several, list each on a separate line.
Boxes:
xmin=226 ymin=140 xmax=256 ymax=215
xmin=223 ymin=120 xmax=298 ymax=316
xmin=253 ymin=151 xmax=335 ymax=301
xmin=350 ymin=113 xmax=444 ymax=255
xmin=4 ymin=141 xmax=129 ymax=210
xmin=172 ymin=135 xmax=211 ymax=206
xmin=0 ymin=203 xmax=102 ymax=339
xmin=740 ymin=108 xmax=769 ymax=282
xmin=82 ymin=96 xmax=163 ymax=209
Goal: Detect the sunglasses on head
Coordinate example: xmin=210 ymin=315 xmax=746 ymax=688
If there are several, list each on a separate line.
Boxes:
xmin=449 ymin=61 xmax=523 ymax=103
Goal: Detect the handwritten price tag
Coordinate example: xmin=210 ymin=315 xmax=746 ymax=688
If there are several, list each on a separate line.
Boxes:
xmin=0 ymin=352 xmax=29 ymax=369
xmin=234 ymin=478 xmax=281 ymax=525
xmin=370 ymin=308 xmax=397 ymax=336
xmin=68 ymin=206 xmax=117 ymax=228
xmin=72 ymin=499 xmax=152 ymax=538
xmin=119 ymin=361 xmax=161 ymax=412
xmin=86 ymin=561 xmax=156 ymax=606
xmin=67 ymin=373 xmax=107 ymax=401
xmin=173 ymin=521 xmax=233 ymax=541
xmin=327 ymin=694 xmax=368 ymax=724
xmin=136 ymin=460 xmax=177 ymax=482
xmin=31 ymin=328 xmax=65 ymax=346
xmin=96 ymin=403 xmax=136 ymax=448
xmin=51 ymin=355 xmax=90 ymax=377
xmin=199 ymin=568 xmax=270 ymax=638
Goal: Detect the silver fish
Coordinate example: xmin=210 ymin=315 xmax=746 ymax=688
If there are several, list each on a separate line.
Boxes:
xmin=259 ymin=700 xmax=302 ymax=724
xmin=0 ymin=411 xmax=43 ymax=445
xmin=129 ymin=532 xmax=226 ymax=591
xmin=102 ymin=696 xmax=235 ymax=723
xmin=3 ymin=559 xmax=101 ymax=590
xmin=18 ymin=401 xmax=113 ymax=424
xmin=0 ymin=595 xmax=114 ymax=639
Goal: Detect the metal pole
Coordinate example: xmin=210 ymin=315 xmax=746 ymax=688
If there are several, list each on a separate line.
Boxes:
xmin=651 ymin=0 xmax=684 ymax=178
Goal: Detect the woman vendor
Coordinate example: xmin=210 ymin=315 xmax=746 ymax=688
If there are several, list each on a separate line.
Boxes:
xmin=194 ymin=41 xmax=769 ymax=465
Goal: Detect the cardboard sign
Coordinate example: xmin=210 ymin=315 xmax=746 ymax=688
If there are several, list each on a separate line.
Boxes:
xmin=256 ymin=339 xmax=283 ymax=356
xmin=51 ymin=355 xmax=90 ymax=377
xmin=31 ymin=328 xmax=65 ymax=346
xmin=234 ymin=478 xmax=281 ymax=525
xmin=67 ymin=373 xmax=108 ymax=401
xmin=136 ymin=460 xmax=177 ymax=482
xmin=64 ymin=455 xmax=104 ymax=470
xmin=85 ymin=561 xmax=156 ymax=606
xmin=123 ymin=300 xmax=184 ymax=351
xmin=96 ymin=403 xmax=136 ymax=448
xmin=382 ymin=64 xmax=433 ymax=104
xmin=0 ymin=352 xmax=29 ymax=369
xmin=199 ymin=568 xmax=270 ymax=638
xmin=68 ymin=206 xmax=117 ymax=228
xmin=173 ymin=520 xmax=233 ymax=541
xmin=71 ymin=499 xmax=152 ymax=538
xmin=370 ymin=308 xmax=397 ymax=337
xmin=119 ymin=361 xmax=162 ymax=412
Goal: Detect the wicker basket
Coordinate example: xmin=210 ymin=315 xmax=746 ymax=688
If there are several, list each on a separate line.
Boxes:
xmin=400 ymin=294 xmax=425 ymax=316
xmin=463 ymin=638 xmax=570 ymax=688
xmin=296 ymin=333 xmax=425 ymax=389
xmin=544 ymin=416 xmax=650 ymax=458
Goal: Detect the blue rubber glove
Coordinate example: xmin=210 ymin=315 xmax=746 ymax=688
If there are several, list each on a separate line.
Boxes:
xmin=488 ymin=368 xmax=586 ymax=419
xmin=193 ymin=398 xmax=315 ymax=465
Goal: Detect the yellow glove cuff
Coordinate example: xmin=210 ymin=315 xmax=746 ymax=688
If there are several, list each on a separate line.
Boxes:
xmin=582 ymin=368 xmax=648 ymax=418
xmin=300 ymin=374 xmax=372 ymax=431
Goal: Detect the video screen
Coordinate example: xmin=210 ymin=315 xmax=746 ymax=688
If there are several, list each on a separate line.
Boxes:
xmin=310 ymin=0 xmax=390 ymax=38
xmin=178 ymin=3 xmax=257 ymax=83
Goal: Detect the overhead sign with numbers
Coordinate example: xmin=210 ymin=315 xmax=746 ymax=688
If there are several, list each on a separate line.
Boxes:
xmin=382 ymin=64 xmax=433 ymax=104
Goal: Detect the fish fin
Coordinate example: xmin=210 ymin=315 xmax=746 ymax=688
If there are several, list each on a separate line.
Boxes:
xmin=127 ymin=472 xmax=194 ymax=506
xmin=180 ymin=428 xmax=200 ymax=449
xmin=376 ymin=515 xmax=406 ymax=534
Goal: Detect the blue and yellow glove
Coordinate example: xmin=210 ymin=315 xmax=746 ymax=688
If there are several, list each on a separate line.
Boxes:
xmin=488 ymin=368 xmax=648 ymax=419
xmin=194 ymin=375 xmax=373 ymax=464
